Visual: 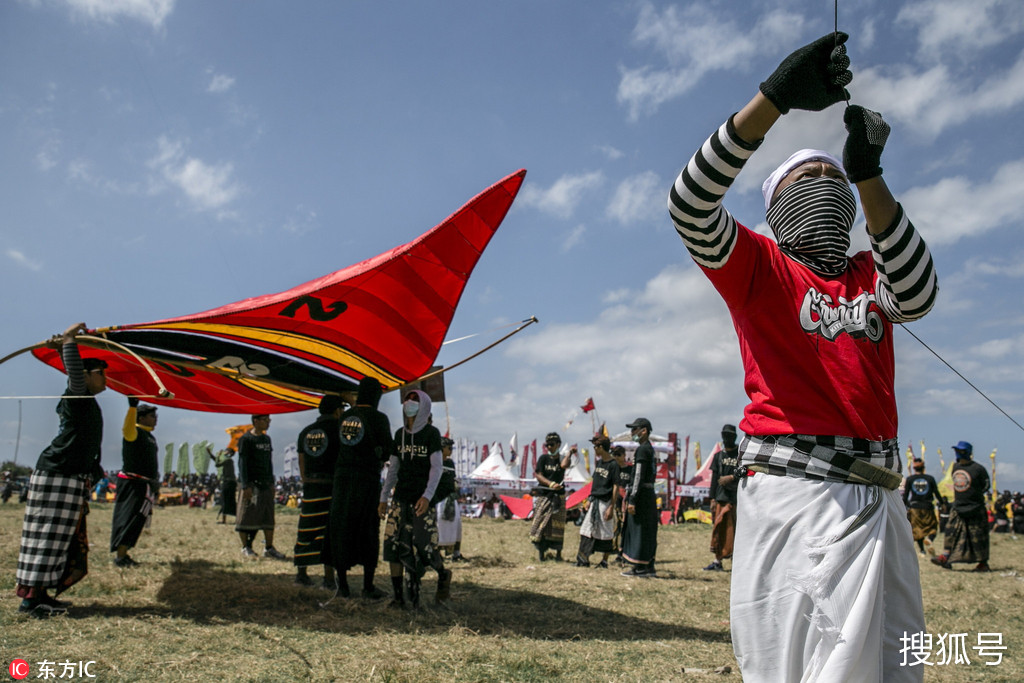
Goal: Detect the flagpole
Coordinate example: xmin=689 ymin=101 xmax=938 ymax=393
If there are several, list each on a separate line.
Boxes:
xmin=990 ymin=448 xmax=998 ymax=511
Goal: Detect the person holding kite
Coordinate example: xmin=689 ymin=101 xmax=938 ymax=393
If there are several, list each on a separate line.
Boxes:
xmin=667 ymin=31 xmax=938 ymax=681
xmin=15 ymin=323 xmax=107 ymax=618
xmin=110 ymin=398 xmax=161 ymax=568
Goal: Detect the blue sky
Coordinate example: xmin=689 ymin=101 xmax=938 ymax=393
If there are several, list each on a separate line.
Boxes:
xmin=3 ymin=0 xmax=1024 ymax=490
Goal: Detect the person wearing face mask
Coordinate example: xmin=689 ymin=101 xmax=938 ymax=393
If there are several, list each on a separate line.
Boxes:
xmin=667 ymin=33 xmax=938 ymax=682
xmin=704 ymin=424 xmax=740 ymax=572
xmin=378 ymin=390 xmax=451 ymax=608
xmin=621 ymin=418 xmax=657 ymax=578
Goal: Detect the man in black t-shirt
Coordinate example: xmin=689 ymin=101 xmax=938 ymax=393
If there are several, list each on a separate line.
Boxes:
xmin=933 ymin=441 xmax=991 ymax=572
xmin=379 ymin=390 xmax=451 ymax=608
xmin=575 ymin=434 xmax=619 ymax=568
xmin=111 ymin=399 xmax=160 ymax=568
xmin=704 ymin=424 xmax=741 ymax=572
xmin=903 ymin=458 xmax=944 ymax=556
xmin=529 ymin=432 xmax=573 ymax=562
xmin=236 ymin=415 xmax=286 ymax=560
xmin=621 ymin=418 xmax=658 ymax=577
xmin=612 ymin=446 xmax=631 ymax=563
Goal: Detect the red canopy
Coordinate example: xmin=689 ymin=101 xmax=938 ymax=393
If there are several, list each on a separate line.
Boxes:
xmin=500 ymin=495 xmax=534 ymax=520
xmin=33 ymin=170 xmax=526 ymax=413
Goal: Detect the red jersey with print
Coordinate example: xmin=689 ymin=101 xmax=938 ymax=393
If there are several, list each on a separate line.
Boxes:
xmin=703 ymin=225 xmax=894 ymax=440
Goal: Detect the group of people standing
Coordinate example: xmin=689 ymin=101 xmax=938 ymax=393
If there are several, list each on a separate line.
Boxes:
xmin=13 ymin=324 xmax=457 ymax=617
xmin=530 ymin=419 xmax=660 ymax=578
xmin=259 ymin=379 xmax=455 ymax=608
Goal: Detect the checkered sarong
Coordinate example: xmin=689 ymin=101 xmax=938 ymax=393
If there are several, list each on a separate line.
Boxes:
xmin=16 ymin=471 xmax=89 ymax=589
xmin=739 ymin=434 xmax=902 ymax=489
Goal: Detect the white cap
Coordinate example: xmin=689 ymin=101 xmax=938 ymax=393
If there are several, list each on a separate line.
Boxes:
xmin=761 ymin=149 xmax=845 ymax=212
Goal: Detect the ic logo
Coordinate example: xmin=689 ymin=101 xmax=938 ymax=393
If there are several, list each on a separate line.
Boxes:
xmin=9 ymin=659 xmax=30 ymax=679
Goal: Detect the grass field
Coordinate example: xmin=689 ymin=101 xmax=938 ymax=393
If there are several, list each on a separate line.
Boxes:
xmin=1 ymin=500 xmax=1022 ymax=681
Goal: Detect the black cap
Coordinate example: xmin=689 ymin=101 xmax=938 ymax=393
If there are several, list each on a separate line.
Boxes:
xmin=137 ymin=404 xmax=157 ymax=417
xmin=82 ymin=357 xmax=108 ymax=372
xmin=626 ymin=417 xmax=652 ymax=431
xmin=318 ymin=394 xmax=346 ymax=415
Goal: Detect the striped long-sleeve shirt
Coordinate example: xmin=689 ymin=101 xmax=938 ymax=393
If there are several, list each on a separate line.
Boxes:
xmin=666 ymin=116 xmax=938 ymax=443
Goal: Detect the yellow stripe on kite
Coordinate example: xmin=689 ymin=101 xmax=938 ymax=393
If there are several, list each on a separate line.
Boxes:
xmin=136 ymin=321 xmax=403 ymax=386
xmin=235 ymin=376 xmax=320 ymax=407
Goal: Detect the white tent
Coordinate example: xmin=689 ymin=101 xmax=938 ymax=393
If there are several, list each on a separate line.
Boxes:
xmin=563 ymin=457 xmax=591 ymax=484
xmin=467 ymin=448 xmax=518 ymax=482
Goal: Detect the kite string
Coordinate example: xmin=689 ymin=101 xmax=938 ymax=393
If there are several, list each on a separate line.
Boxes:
xmin=899 ymin=325 xmax=1024 ymax=434
xmin=834 ymin=0 xmax=851 ymax=108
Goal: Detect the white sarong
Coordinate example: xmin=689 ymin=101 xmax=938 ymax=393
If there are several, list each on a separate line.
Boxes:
xmin=579 ymin=498 xmax=615 ymax=541
xmin=436 ymin=498 xmax=462 ymax=546
xmin=731 ymin=473 xmax=925 ymax=682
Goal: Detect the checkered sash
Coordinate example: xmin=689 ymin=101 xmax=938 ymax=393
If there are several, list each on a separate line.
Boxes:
xmin=16 ymin=471 xmax=89 ymax=588
xmin=739 ymin=434 xmax=902 ymax=490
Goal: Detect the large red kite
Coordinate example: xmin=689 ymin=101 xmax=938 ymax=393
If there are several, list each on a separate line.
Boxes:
xmin=30 ymin=170 xmax=526 ymax=413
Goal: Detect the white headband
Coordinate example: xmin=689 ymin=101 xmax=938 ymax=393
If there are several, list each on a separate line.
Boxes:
xmin=761 ymin=149 xmax=845 ymax=212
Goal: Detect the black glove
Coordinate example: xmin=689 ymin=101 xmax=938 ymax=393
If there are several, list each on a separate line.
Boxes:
xmin=843 ymin=105 xmax=890 ymax=183
xmin=760 ymin=32 xmax=852 ymax=114
xmin=128 ymin=396 xmax=140 ymax=408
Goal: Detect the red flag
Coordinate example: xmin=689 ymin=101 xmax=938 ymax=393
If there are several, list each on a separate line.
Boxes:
xmin=581 ymin=397 xmax=595 ymax=413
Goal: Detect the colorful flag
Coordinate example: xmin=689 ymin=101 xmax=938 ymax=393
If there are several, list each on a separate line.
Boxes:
xmin=581 ymin=397 xmax=595 ymax=413
xmin=937 ymin=459 xmax=955 ymax=501
xmin=694 ymin=441 xmax=702 ymax=470
xmin=509 ymin=432 xmax=518 ymax=463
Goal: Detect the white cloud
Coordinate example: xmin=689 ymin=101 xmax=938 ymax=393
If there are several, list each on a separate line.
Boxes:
xmin=283 ymin=205 xmax=318 ymax=235
xmin=606 ymin=171 xmax=665 ymax=226
xmin=967 ymin=254 xmax=1024 ymax=278
xmin=206 ymin=71 xmax=236 ymax=94
xmin=562 ymin=224 xmax=586 ymax=252
xmin=596 ymin=144 xmax=624 ymax=161
xmin=900 ymin=158 xmax=1024 ymax=246
xmin=6 ymin=248 xmax=42 ymax=271
xmin=458 ymin=263 xmax=745 ymax=443
xmin=517 ymin=171 xmax=604 ymax=219
xmin=897 ymin=0 xmax=1024 ymax=60
xmin=35 ymin=135 xmax=61 ymax=171
xmin=854 ymin=52 xmax=1024 ymax=137
xmin=61 ymin=0 xmax=175 ymax=30
xmin=618 ymin=4 xmax=804 ymax=120
xmin=148 ymin=136 xmax=242 ymax=213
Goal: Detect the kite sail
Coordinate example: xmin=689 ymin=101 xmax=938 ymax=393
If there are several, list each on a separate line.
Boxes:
xmin=30 ymin=170 xmax=527 ymax=413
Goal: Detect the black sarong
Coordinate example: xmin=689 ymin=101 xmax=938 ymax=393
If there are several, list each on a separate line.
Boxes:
xmin=943 ymin=508 xmax=989 ymax=564
xmin=110 ymin=478 xmax=154 ymax=551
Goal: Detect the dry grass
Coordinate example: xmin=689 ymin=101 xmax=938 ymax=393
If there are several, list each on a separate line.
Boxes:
xmin=1 ymin=501 xmax=1021 ymax=681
